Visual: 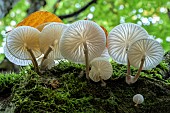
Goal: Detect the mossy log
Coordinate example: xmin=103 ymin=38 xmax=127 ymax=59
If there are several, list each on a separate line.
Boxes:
xmin=0 ymin=52 xmax=170 ymax=113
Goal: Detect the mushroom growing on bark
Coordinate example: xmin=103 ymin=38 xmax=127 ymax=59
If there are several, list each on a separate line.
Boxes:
xmin=126 ymin=39 xmax=164 ymax=84
xmin=6 ymin=26 xmax=41 ymax=73
xmin=39 ymin=22 xmax=68 ymax=68
xmin=59 ymin=20 xmax=106 ymax=79
xmin=89 ymin=57 xmax=113 ymax=86
xmin=133 ymin=94 xmax=144 ymax=106
xmin=107 ymin=23 xmax=149 ymax=81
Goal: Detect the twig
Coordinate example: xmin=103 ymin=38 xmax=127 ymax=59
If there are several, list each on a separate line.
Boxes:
xmin=58 ymin=0 xmax=97 ymax=19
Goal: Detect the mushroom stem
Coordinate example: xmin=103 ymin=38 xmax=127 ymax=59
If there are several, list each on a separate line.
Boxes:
xmin=83 ymin=42 xmax=90 ymax=79
xmin=126 ymin=57 xmax=132 ymax=84
xmin=134 ymin=56 xmax=145 ymax=82
xmin=100 ymin=76 xmax=106 ymax=87
xmin=134 ymin=98 xmax=139 ymax=107
xmin=40 ymin=46 xmax=52 ymax=68
xmin=127 ymin=57 xmax=131 ymax=76
xmin=26 ymin=48 xmax=40 ymax=74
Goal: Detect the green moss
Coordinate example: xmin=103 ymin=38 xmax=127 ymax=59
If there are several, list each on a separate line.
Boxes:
xmin=6 ymin=61 xmax=169 ymax=112
xmin=1 ymin=59 xmax=170 ymax=113
xmin=0 ymin=72 xmax=21 ymax=94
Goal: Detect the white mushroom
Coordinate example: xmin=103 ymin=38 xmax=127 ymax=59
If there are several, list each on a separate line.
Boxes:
xmin=127 ymin=39 xmax=164 ymax=84
xmin=39 ymin=22 xmax=68 ymax=67
xmin=59 ymin=20 xmax=106 ymax=79
xmin=89 ymin=57 xmax=113 ymax=86
xmin=108 ymin=23 xmax=149 ymax=64
xmin=4 ymin=44 xmax=32 ymax=66
xmin=6 ymin=26 xmax=41 ymax=73
xmin=107 ymin=23 xmax=149 ymax=83
xmin=133 ymin=94 xmax=144 ymax=106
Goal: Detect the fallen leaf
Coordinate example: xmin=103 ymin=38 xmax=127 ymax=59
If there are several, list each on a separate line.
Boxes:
xmin=16 ymin=11 xmax=62 ymax=27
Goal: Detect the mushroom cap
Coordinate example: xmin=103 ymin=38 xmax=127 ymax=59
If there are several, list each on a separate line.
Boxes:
xmin=108 ymin=23 xmax=148 ymax=64
xmin=4 ymin=44 xmax=32 ymax=66
xmin=100 ymin=47 xmax=110 ymax=60
xmin=133 ymin=94 xmax=144 ymax=104
xmin=128 ymin=39 xmax=164 ymax=70
xmin=59 ymin=20 xmax=106 ymax=63
xmin=40 ymin=22 xmax=68 ymax=60
xmin=6 ymin=26 xmax=41 ymax=60
xmin=89 ymin=57 xmax=113 ymax=82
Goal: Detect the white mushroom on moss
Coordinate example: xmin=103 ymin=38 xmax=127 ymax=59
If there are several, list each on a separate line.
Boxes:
xmin=89 ymin=57 xmax=113 ymax=86
xmin=4 ymin=44 xmax=32 ymax=66
xmin=59 ymin=20 xmax=106 ymax=79
xmin=126 ymin=39 xmax=164 ymax=84
xmin=133 ymin=94 xmax=144 ymax=106
xmin=39 ymin=22 xmax=68 ymax=68
xmin=107 ymin=23 xmax=149 ymax=81
xmin=6 ymin=26 xmax=41 ymax=73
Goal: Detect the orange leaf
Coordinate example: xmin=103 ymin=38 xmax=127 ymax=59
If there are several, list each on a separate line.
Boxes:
xmin=16 ymin=11 xmax=62 ymax=28
xmin=100 ymin=26 xmax=108 ymax=38
xmin=100 ymin=26 xmax=108 ymax=47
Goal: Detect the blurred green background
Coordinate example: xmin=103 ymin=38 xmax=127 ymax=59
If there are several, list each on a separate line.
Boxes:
xmin=0 ymin=0 xmax=170 ymax=62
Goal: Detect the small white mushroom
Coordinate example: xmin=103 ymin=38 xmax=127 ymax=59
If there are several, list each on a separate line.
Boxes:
xmin=6 ymin=26 xmax=41 ymax=73
xmin=60 ymin=20 xmax=106 ymax=79
xmin=133 ymin=94 xmax=144 ymax=106
xmin=4 ymin=44 xmax=32 ymax=66
xmin=89 ymin=57 xmax=113 ymax=86
xmin=127 ymin=39 xmax=164 ymax=84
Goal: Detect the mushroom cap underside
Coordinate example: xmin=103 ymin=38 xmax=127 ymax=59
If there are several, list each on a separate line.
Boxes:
xmin=39 ymin=22 xmax=67 ymax=60
xmin=89 ymin=57 xmax=113 ymax=82
xmin=128 ymin=39 xmax=164 ymax=70
xmin=59 ymin=20 xmax=106 ymax=63
xmin=6 ymin=26 xmax=41 ymax=60
xmin=133 ymin=94 xmax=144 ymax=104
xmin=108 ymin=23 xmax=149 ymax=64
xmin=4 ymin=44 xmax=32 ymax=66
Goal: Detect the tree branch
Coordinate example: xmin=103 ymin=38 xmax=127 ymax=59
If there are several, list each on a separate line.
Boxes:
xmin=27 ymin=0 xmax=46 ymax=15
xmin=167 ymin=8 xmax=170 ymax=19
xmin=53 ymin=0 xmax=62 ymax=14
xmin=58 ymin=0 xmax=97 ymax=19
xmin=0 ymin=0 xmax=19 ymax=18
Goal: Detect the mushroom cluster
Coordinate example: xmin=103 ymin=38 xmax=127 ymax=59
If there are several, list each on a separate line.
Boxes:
xmin=5 ymin=14 xmax=108 ymax=78
xmin=4 ymin=11 xmax=164 ymax=86
xmin=108 ymin=23 xmax=164 ymax=84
